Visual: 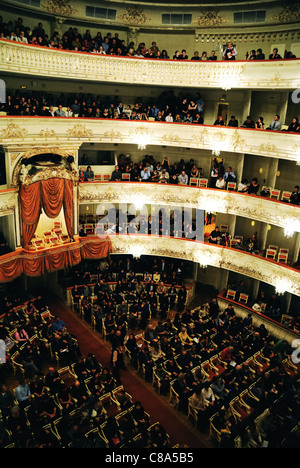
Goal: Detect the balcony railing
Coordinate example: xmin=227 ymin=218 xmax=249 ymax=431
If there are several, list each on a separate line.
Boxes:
xmin=78 ymin=181 xmax=300 ymax=232
xmin=110 ymin=234 xmax=300 ymax=296
xmin=1 ymin=39 xmax=300 ymax=89
xmin=2 ymin=117 xmax=300 ymax=166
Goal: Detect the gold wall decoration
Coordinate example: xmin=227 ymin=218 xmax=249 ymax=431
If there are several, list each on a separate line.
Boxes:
xmin=272 ymin=5 xmax=300 ymax=24
xmin=194 ymin=9 xmax=228 ymax=27
xmin=39 ymin=129 xmax=56 ymax=138
xmin=118 ymin=7 xmax=151 ymax=26
xmin=41 ymin=0 xmax=77 ymax=17
xmin=66 ymin=124 xmax=93 ymax=138
xmin=0 ymin=123 xmax=28 ymax=139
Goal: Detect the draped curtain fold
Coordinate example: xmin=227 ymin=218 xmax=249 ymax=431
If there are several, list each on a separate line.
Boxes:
xmin=19 ymin=182 xmax=42 ymax=248
xmin=0 ymin=238 xmax=112 ymax=282
xmin=20 ymin=178 xmax=74 ymax=248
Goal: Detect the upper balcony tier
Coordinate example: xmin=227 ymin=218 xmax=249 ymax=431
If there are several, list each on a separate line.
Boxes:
xmin=1 ymin=117 xmax=300 ymax=166
xmin=1 ymin=39 xmax=300 ymax=90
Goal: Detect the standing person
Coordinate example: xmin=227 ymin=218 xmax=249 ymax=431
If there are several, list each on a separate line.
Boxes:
xmin=223 ymin=42 xmax=238 ymax=60
xmin=111 ymin=344 xmax=125 ymax=383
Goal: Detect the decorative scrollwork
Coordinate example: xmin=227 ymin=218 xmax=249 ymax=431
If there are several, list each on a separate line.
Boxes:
xmin=194 ymin=9 xmax=228 ymax=27
xmin=118 ymin=7 xmax=151 ymax=26
xmin=41 ymin=0 xmax=77 ymax=17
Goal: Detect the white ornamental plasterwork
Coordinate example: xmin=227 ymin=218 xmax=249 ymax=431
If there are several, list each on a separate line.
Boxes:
xmin=1 ymin=41 xmax=300 ymax=90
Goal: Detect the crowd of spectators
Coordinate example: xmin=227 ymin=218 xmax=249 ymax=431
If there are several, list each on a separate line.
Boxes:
xmin=2 ymin=89 xmax=300 ymax=139
xmin=69 ymin=258 xmax=300 ymax=447
xmin=78 ymin=153 xmax=299 ymax=209
xmin=1 ymin=17 xmax=297 ymax=61
xmin=0 ymin=292 xmax=173 ymax=448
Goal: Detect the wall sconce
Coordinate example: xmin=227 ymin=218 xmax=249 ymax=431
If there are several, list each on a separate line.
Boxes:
xmin=251 ymin=221 xmax=255 ymax=227
xmin=195 ymin=34 xmax=199 ymax=43
xmin=259 ymin=168 xmax=263 ymax=174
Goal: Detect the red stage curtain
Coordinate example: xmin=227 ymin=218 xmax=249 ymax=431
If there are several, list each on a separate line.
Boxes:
xmin=63 ymin=180 xmax=74 ymax=239
xmin=41 ymin=178 xmax=65 ymax=218
xmin=20 ymin=183 xmax=42 ymax=248
xmin=20 ymin=178 xmax=74 ymax=248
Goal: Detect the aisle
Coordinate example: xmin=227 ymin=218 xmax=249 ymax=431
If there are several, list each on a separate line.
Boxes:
xmin=46 ymin=295 xmax=212 ymax=449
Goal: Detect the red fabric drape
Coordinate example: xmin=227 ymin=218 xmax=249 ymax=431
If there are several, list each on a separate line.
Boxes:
xmin=20 ymin=178 xmax=74 ymax=248
xmin=19 ymin=183 xmax=42 ymax=248
xmin=41 ymin=178 xmax=65 ymax=218
xmin=0 ymin=238 xmax=112 ymax=282
xmin=63 ymin=179 xmax=74 ymax=239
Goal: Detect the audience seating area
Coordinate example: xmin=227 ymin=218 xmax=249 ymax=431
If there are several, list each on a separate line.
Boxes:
xmin=0 ymin=295 xmax=174 ymax=448
xmin=63 ymin=258 xmax=300 ymax=448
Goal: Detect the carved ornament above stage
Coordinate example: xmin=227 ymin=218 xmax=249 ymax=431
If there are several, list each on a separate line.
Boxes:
xmin=9 ymin=148 xmax=78 ymax=188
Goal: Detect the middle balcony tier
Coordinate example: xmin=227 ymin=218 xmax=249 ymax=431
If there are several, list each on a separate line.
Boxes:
xmin=79 ymin=182 xmax=299 ymax=232
xmin=2 ymin=117 xmax=300 ymax=164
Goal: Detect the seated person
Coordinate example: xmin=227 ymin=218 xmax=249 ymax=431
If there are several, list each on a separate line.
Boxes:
xmin=215 ymin=176 xmax=225 ymax=189
xmin=255 ymin=48 xmax=265 ymax=60
xmin=260 ymin=186 xmax=270 ymax=197
xmin=227 ymin=115 xmax=238 ymax=127
xmin=237 ymin=178 xmax=248 ymax=193
xmin=269 ymin=48 xmax=282 ymax=59
xmin=266 ymin=114 xmax=281 ymax=131
xmin=208 ymin=226 xmax=222 ymax=244
xmin=247 ymin=178 xmax=259 ymax=195
xmin=111 ymin=165 xmax=122 ymax=181
xmin=290 ymin=185 xmax=300 ymax=205
xmin=286 ymin=117 xmax=300 ymax=133
xmin=213 ymin=115 xmax=225 ymax=126
xmin=240 ymin=116 xmax=255 ymax=128
xmin=85 ymin=165 xmax=94 ymax=181
xmin=255 ymin=116 xmax=264 ymax=129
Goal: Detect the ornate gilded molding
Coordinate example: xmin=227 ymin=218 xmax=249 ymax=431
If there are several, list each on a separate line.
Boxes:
xmin=194 ymin=9 xmax=228 ymax=27
xmin=10 ymin=147 xmax=78 ymax=187
xmin=66 ymin=124 xmax=94 ymax=138
xmin=272 ymin=5 xmax=300 ymax=24
xmin=118 ymin=7 xmax=151 ymax=26
xmin=41 ymin=0 xmax=77 ymax=17
xmin=110 ymin=235 xmax=300 ymax=296
xmin=0 ymin=122 xmax=28 ymax=139
xmin=1 ymin=118 xmax=299 ymax=164
xmin=78 ymin=182 xmax=300 ymax=232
